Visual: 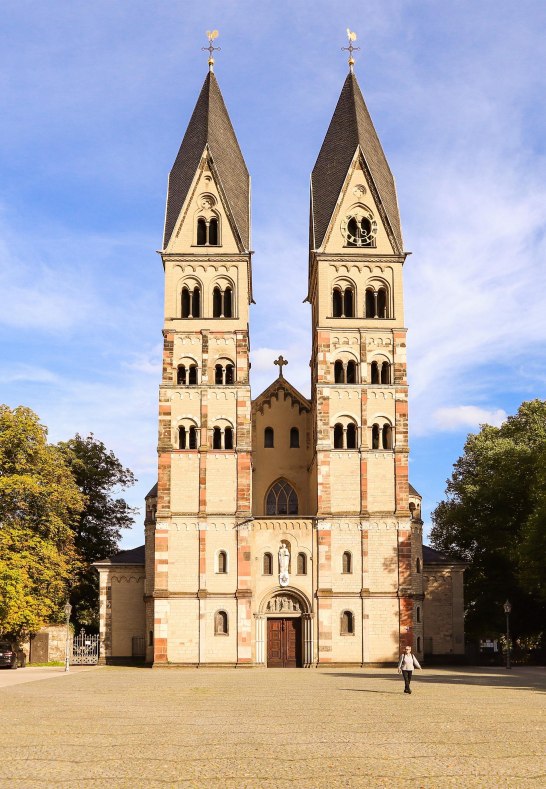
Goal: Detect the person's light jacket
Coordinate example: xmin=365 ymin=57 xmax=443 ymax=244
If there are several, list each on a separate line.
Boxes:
xmin=398 ymin=653 xmax=422 ymax=671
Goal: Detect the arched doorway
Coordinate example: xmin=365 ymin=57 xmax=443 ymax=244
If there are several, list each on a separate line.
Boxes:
xmin=257 ymin=588 xmax=312 ymax=668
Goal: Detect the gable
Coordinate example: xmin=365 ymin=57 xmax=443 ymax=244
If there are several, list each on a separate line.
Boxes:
xmin=164 ymin=152 xmax=242 ymax=255
xmin=322 ymin=147 xmax=397 ymax=255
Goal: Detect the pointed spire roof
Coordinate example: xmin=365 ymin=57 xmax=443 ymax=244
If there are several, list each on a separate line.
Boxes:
xmin=310 ymin=72 xmax=403 ymax=252
xmin=163 ymin=72 xmax=250 ymax=250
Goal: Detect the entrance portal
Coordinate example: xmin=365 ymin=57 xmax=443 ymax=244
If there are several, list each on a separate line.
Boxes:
xmin=267 ymin=618 xmax=302 ymax=668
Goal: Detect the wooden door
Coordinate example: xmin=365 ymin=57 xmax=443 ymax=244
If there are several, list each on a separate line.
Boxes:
xmin=267 ymin=618 xmax=302 ymax=667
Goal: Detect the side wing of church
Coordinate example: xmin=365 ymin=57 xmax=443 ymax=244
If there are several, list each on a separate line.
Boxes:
xmin=94 ymin=57 xmax=466 ymax=667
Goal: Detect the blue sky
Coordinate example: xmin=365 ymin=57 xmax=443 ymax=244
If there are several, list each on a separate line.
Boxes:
xmin=1 ymin=1 xmax=545 ymax=548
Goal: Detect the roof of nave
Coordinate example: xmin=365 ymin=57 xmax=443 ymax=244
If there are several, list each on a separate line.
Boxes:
xmin=163 ymin=71 xmax=250 ymax=250
xmin=310 ymin=72 xmax=403 ymax=252
xmin=408 ymin=483 xmax=421 ymax=499
xmin=93 ymin=544 xmax=145 ymax=567
xmin=145 ymin=482 xmax=158 ymax=500
xmin=423 ymin=545 xmax=468 ymax=568
xmin=253 ymin=376 xmax=311 ymax=415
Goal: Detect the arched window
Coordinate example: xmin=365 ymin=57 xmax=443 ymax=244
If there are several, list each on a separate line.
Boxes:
xmin=333 ymin=421 xmax=358 ymax=449
xmin=196 ymin=216 xmax=220 ymax=246
xmin=372 ymin=423 xmax=380 ymax=450
xmin=188 ymin=365 xmax=198 ymax=385
xmin=290 ymin=427 xmax=299 ymax=448
xmin=365 ymin=288 xmax=375 ymax=318
xmin=409 ymin=502 xmax=416 ymax=520
xmin=177 ymin=365 xmax=186 ymax=385
xmin=380 ymin=362 xmax=390 ymax=385
xmin=382 ymin=424 xmax=392 ymax=449
xmin=181 ymin=285 xmax=201 ymax=318
xmin=346 ymin=360 xmax=357 ymax=384
xmin=344 ymin=288 xmax=354 ymax=318
xmin=217 ymin=551 xmax=228 ymax=574
xmin=332 ymin=285 xmax=355 ymax=318
xmin=196 ymin=218 xmax=207 ymax=246
xmin=370 ymin=361 xmax=380 ymax=384
xmin=178 ymin=425 xmax=198 ymax=450
xmin=265 ymin=479 xmax=298 ymax=516
xmin=213 ymin=286 xmax=222 ymax=318
xmin=297 ymin=553 xmax=307 ymax=575
xmin=181 ymin=287 xmax=190 ymax=318
xmin=208 ymin=218 xmax=218 ymax=246
xmin=224 ymin=287 xmax=232 ymax=318
xmin=416 ymin=606 xmax=421 ymax=623
xmin=342 ymin=551 xmax=353 ymax=574
xmin=212 ymin=424 xmax=234 ymax=450
xmin=416 ymin=557 xmax=421 ymax=574
xmin=417 ymin=636 xmax=422 ymax=652
xmin=341 ymin=610 xmax=355 ymax=635
xmin=212 ymin=284 xmax=234 ymax=318
xmin=377 ymin=288 xmax=387 ymax=318
xmin=214 ymin=361 xmax=236 ymax=385
xmin=332 ymin=288 xmax=343 ymax=318
xmin=365 ymin=285 xmax=389 ymax=319
xmin=214 ymin=610 xmax=228 ymax=635
xmin=264 ymin=427 xmax=274 ymax=448
xmin=263 ymin=552 xmax=273 ymax=575
xmin=334 ymin=360 xmax=344 ymax=383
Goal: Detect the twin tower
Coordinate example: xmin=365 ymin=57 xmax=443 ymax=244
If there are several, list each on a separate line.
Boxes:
xmin=141 ymin=63 xmax=424 ymax=667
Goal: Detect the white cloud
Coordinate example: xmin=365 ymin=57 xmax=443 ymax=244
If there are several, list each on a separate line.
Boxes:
xmin=0 ymin=364 xmax=58 ymax=384
xmin=433 ymin=406 xmax=507 ymax=432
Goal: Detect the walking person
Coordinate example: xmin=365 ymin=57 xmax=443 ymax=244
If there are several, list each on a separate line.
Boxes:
xmin=397 ymin=644 xmax=422 ymax=694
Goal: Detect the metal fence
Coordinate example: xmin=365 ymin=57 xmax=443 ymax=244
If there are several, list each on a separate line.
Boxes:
xmin=71 ymin=631 xmax=99 ymax=665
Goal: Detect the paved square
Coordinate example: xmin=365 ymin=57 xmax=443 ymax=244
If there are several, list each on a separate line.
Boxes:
xmin=0 ymin=666 xmax=544 ymax=787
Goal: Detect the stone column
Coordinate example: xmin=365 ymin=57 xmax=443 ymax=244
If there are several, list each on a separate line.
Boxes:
xmin=302 ymin=613 xmax=314 ymax=667
xmin=254 ymin=614 xmax=265 ymax=665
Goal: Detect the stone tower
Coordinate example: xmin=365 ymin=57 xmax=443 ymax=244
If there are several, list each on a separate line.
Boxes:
xmin=146 ymin=70 xmax=253 ymax=665
xmin=307 ymin=70 xmax=423 ymax=662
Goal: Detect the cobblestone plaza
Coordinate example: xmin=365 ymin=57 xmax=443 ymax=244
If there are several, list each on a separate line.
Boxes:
xmin=0 ymin=666 xmax=544 ymax=787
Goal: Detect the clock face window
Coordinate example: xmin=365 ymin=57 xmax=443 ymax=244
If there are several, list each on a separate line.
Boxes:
xmin=341 ymin=208 xmax=377 ymax=247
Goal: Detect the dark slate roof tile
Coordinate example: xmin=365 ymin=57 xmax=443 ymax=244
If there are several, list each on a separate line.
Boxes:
xmin=311 ymin=72 xmax=402 ymax=252
xmin=163 ymin=72 xmax=249 ymax=250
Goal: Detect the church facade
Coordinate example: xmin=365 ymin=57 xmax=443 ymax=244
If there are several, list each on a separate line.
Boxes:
xmin=95 ymin=59 xmax=466 ymax=667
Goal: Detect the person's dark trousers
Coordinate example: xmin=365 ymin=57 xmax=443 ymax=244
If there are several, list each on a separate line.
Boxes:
xmin=402 ymin=669 xmax=413 ymax=693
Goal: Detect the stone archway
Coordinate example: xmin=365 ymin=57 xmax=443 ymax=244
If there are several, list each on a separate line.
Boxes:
xmin=256 ymin=588 xmax=313 ymax=667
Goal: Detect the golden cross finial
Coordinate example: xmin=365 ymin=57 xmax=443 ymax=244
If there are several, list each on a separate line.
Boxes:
xmin=202 ymin=30 xmax=220 ymax=72
xmin=342 ymin=29 xmax=360 ymax=73
xmin=274 ymin=355 xmax=288 ymax=378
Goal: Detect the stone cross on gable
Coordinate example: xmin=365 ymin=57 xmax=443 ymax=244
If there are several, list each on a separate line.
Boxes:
xmin=274 ymin=355 xmax=288 ymax=378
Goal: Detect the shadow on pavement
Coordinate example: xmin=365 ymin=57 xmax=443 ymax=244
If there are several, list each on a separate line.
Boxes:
xmin=326 ymin=666 xmax=546 ymax=693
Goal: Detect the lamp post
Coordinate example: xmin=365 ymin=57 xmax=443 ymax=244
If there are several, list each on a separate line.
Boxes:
xmin=64 ymin=602 xmax=72 ymax=673
xmin=503 ymin=600 xmax=512 ymax=670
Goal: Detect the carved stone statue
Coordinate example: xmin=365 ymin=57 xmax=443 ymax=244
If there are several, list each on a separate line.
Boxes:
xmin=278 ymin=544 xmax=290 ymax=587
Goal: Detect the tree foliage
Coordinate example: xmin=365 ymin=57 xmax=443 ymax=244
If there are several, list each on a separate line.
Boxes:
xmin=431 ymin=400 xmax=546 ymax=642
xmin=0 ymin=406 xmax=83 ymax=639
xmin=57 ymin=434 xmax=137 ymax=629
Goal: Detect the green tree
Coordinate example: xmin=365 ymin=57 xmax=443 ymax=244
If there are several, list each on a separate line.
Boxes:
xmin=0 ymin=405 xmax=83 ymax=639
xmin=430 ymin=400 xmax=546 ymax=647
xmin=57 ymin=434 xmax=137 ymax=629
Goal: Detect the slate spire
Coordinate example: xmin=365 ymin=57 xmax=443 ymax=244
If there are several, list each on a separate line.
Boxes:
xmin=310 ymin=72 xmax=403 ymax=252
xmin=163 ymin=72 xmax=250 ymax=251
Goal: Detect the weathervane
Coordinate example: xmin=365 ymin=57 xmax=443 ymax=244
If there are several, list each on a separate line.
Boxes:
xmin=342 ymin=29 xmax=360 ymax=73
xmin=202 ymin=30 xmax=220 ymax=72
xmin=274 ymin=355 xmax=288 ymax=378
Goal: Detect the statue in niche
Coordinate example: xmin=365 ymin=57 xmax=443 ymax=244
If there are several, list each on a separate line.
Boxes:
xmin=278 ymin=544 xmax=290 ymax=587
